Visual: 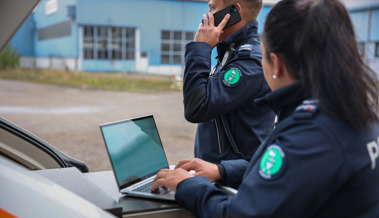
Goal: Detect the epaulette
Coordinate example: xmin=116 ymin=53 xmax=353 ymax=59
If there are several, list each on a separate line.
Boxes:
xmin=293 ymin=99 xmax=319 ymax=119
xmin=238 ymin=44 xmax=253 ymax=52
xmin=235 ymin=43 xmax=262 ymax=62
xmin=236 ymin=44 xmax=253 ymax=57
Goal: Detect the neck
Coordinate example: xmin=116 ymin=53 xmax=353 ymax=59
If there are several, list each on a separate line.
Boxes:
xmin=220 ymin=19 xmax=247 ymax=42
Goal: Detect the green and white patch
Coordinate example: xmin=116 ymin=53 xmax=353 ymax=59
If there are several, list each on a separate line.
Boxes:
xmin=222 ymin=68 xmax=242 ymax=87
xmin=259 ymin=145 xmax=285 ymax=180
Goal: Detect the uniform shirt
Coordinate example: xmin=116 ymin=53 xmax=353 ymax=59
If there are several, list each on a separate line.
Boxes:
xmin=183 ymin=20 xmax=275 ymax=163
xmin=176 ymin=82 xmax=379 ymax=217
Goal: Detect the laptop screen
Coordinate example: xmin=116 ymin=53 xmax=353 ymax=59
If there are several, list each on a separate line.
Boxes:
xmin=100 ymin=115 xmax=169 ymax=190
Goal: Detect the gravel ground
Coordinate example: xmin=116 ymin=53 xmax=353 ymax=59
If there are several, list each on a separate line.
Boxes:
xmin=0 ymin=79 xmax=197 ymax=172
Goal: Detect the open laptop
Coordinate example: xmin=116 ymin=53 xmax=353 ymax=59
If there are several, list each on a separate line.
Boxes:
xmin=100 ymin=115 xmax=175 ymax=201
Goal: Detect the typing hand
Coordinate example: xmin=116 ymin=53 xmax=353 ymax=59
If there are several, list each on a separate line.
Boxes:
xmin=151 ymin=186 xmax=169 ymax=194
xmin=175 ymin=158 xmax=221 ymax=182
xmin=151 ymin=168 xmax=193 ymax=192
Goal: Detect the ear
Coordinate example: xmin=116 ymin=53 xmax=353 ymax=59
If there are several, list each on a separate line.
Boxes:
xmin=235 ymin=3 xmax=242 ymax=12
xmin=234 ymin=3 xmax=244 ymax=19
xmin=270 ymin=53 xmax=287 ymax=79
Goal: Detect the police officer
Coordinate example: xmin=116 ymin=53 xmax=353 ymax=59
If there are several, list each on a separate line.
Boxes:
xmin=183 ymin=0 xmax=275 ymax=163
xmin=153 ymin=0 xmax=379 ymax=217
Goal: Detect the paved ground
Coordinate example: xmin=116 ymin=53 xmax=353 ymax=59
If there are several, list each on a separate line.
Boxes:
xmin=0 ymin=79 xmax=197 ymax=172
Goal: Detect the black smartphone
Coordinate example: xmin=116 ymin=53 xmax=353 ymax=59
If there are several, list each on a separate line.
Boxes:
xmin=202 ymin=4 xmax=242 ymax=30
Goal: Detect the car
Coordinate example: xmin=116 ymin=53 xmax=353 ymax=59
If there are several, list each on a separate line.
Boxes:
xmin=0 ymin=116 xmax=89 ymax=172
xmin=0 ymin=155 xmax=114 ymax=218
xmin=0 ymin=1 xmax=115 ymax=217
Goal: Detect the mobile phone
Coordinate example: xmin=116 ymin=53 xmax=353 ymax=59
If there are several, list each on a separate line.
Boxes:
xmin=202 ymin=4 xmax=242 ymax=30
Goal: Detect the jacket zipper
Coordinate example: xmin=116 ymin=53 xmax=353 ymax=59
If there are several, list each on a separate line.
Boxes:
xmin=213 ymin=118 xmax=222 ymax=154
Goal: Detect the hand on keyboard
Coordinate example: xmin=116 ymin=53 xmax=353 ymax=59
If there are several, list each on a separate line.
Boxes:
xmin=152 ymin=186 xmax=170 ymax=194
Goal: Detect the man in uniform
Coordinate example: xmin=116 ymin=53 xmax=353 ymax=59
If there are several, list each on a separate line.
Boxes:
xmin=183 ymin=0 xmax=275 ymax=163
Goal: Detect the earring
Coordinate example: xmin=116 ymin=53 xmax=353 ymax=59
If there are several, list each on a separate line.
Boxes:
xmin=273 ymin=75 xmax=277 ymax=79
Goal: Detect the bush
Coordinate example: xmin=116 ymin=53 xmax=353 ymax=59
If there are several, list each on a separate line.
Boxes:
xmin=0 ymin=44 xmax=21 ymax=70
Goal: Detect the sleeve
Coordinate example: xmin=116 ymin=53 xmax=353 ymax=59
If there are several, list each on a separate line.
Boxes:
xmin=183 ymin=42 xmax=266 ymax=123
xmin=175 ymin=122 xmax=349 ymax=217
xmin=220 ymin=159 xmax=248 ymax=188
xmin=183 ymin=42 xmax=213 ymax=123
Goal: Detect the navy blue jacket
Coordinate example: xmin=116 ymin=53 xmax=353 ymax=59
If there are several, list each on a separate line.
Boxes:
xmin=176 ymin=82 xmax=379 ymax=217
xmin=183 ymin=20 xmax=275 ymax=163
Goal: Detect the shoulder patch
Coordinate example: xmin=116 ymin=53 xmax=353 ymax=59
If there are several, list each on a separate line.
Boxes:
xmin=295 ymin=99 xmax=319 ymax=112
xmin=221 ymin=68 xmax=242 ymax=87
xmin=238 ymin=44 xmax=253 ymax=52
xmin=259 ymin=144 xmax=286 ymax=180
xmin=294 ymin=99 xmax=319 ymax=119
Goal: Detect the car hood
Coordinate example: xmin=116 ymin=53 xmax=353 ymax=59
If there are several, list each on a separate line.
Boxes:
xmin=0 ymin=156 xmax=115 ymax=218
xmin=0 ymin=0 xmax=40 ymax=51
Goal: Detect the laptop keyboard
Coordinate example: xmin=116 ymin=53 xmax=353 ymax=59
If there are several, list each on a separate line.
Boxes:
xmin=133 ymin=180 xmax=170 ymax=194
xmin=134 ymin=180 xmax=154 ymax=193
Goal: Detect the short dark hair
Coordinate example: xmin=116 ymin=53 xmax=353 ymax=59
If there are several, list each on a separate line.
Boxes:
xmin=224 ymin=0 xmax=263 ymax=21
xmin=263 ymin=0 xmax=378 ymax=131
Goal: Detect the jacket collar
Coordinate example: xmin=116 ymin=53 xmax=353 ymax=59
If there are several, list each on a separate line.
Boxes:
xmin=255 ymin=82 xmax=310 ymax=121
xmin=217 ymin=20 xmax=259 ymax=58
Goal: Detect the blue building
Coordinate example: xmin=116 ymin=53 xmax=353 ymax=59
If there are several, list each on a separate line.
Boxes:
xmin=10 ymin=0 xmax=379 ymax=76
xmin=10 ymin=0 xmax=275 ymax=75
xmin=347 ymin=0 xmax=379 ymax=74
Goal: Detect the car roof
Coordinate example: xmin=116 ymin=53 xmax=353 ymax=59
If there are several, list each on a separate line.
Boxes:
xmin=0 ymin=0 xmax=40 ymax=51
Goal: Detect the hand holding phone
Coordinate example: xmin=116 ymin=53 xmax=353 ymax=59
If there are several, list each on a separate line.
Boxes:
xmin=202 ymin=4 xmax=242 ymax=30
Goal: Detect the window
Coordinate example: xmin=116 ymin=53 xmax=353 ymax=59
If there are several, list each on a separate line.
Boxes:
xmin=161 ymin=30 xmax=195 ymax=64
xmin=97 ymin=26 xmax=108 ymax=60
xmin=125 ymin=28 xmax=135 ymax=60
xmin=67 ymin=5 xmax=76 ymax=20
xmin=111 ymin=27 xmax=122 ymax=60
xmin=83 ymin=26 xmax=135 ymax=60
xmin=357 ymin=42 xmax=365 ymax=57
xmin=83 ymin=26 xmax=94 ymax=59
xmin=375 ymin=42 xmax=379 ymax=58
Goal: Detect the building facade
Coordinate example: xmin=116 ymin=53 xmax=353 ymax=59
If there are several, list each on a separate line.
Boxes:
xmin=10 ymin=0 xmax=276 ymax=75
xmin=12 ymin=0 xmax=208 ymax=75
xmin=10 ymin=0 xmax=379 ymax=76
xmin=348 ymin=1 xmax=379 ymax=74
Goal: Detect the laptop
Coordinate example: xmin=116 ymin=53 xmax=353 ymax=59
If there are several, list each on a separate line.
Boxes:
xmin=100 ymin=115 xmax=175 ymax=201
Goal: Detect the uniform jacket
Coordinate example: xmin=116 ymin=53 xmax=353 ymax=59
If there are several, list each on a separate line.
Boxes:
xmin=183 ymin=20 xmax=275 ymax=163
xmin=176 ymin=82 xmax=379 ymax=217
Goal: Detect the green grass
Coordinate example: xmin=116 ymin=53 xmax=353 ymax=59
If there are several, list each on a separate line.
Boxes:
xmin=0 ymin=69 xmax=182 ymax=93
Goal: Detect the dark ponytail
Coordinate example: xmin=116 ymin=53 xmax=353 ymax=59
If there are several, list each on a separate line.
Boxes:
xmin=263 ymin=0 xmax=378 ymax=131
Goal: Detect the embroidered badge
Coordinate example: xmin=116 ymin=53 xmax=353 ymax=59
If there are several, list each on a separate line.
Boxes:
xmin=259 ymin=145 xmax=286 ymax=180
xmin=222 ymin=68 xmax=242 ymax=87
